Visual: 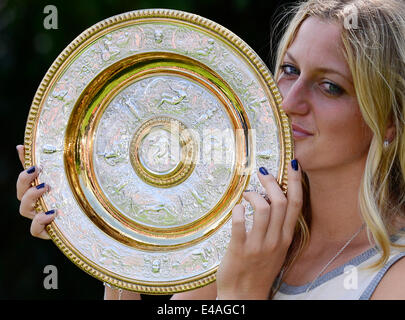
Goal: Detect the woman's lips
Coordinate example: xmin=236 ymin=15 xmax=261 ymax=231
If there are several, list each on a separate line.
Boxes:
xmin=292 ymin=124 xmax=313 ymax=138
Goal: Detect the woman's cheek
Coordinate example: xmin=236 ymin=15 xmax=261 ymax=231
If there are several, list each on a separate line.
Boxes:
xmin=277 ymin=79 xmax=290 ymax=100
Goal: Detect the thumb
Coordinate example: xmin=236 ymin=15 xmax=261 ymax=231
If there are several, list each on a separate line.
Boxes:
xmin=230 ymin=204 xmax=246 ymax=247
xmin=16 ymin=145 xmax=25 ymax=167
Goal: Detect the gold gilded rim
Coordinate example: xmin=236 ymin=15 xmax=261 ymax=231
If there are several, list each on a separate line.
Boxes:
xmin=24 ymin=9 xmax=293 ymax=294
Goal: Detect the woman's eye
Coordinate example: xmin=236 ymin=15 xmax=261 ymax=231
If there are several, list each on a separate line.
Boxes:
xmin=280 ymin=64 xmax=300 ymax=76
xmin=279 ymin=63 xmax=345 ymax=97
xmin=321 ymin=82 xmax=344 ymax=96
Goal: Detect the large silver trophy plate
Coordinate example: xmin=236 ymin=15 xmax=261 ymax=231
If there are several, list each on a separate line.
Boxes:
xmin=24 ymin=9 xmax=292 ymax=294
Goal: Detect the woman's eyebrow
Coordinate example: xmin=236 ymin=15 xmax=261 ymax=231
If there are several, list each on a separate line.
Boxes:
xmin=284 ymin=51 xmax=353 ymax=85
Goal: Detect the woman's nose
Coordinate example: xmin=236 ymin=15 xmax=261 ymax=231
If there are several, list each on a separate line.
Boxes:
xmin=279 ymin=78 xmax=311 ymax=116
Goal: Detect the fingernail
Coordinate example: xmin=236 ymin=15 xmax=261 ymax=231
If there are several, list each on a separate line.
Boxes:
xmin=27 ymin=166 xmax=36 ymax=174
xmin=36 ymin=182 xmax=45 ymax=189
xmin=45 ymin=209 xmax=55 ymax=215
xmin=291 ymin=159 xmax=299 ymax=171
xmin=259 ymin=167 xmax=269 ymax=175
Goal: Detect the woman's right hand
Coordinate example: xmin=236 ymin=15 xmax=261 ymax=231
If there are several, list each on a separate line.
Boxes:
xmin=16 ymin=144 xmax=56 ymax=239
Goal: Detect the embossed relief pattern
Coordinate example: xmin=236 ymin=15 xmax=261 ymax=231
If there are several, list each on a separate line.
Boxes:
xmin=94 ymin=75 xmax=234 ymax=227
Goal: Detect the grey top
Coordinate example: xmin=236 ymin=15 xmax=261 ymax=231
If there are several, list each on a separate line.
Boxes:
xmin=273 ymin=230 xmax=405 ymax=300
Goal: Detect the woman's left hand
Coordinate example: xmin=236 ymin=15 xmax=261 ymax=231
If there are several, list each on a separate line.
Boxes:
xmin=216 ymin=160 xmax=302 ymax=299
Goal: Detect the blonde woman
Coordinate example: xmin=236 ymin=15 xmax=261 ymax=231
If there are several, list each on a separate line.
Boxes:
xmin=16 ymin=0 xmax=405 ymax=299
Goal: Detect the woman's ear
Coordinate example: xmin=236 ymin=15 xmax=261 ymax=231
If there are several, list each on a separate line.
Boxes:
xmin=384 ymin=116 xmax=396 ymax=143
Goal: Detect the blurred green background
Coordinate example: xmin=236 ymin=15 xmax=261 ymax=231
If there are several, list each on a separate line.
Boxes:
xmin=1 ymin=0 xmax=291 ymax=299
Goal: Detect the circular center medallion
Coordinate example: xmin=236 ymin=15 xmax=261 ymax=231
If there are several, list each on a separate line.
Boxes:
xmin=138 ymin=127 xmax=179 ymax=175
xmin=130 ymin=117 xmax=197 ymax=188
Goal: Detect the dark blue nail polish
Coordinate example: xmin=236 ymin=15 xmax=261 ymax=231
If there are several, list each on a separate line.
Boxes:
xmin=27 ymin=166 xmax=35 ymax=174
xmin=36 ymin=182 xmax=45 ymax=190
xmin=259 ymin=167 xmax=269 ymax=175
xmin=45 ymin=210 xmax=55 ymax=215
xmin=291 ymin=159 xmax=299 ymax=171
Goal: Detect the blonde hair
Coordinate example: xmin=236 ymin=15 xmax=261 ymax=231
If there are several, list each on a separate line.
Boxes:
xmin=272 ymin=0 xmax=405 ymax=285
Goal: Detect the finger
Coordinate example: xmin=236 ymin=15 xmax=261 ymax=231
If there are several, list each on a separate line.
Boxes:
xmin=229 ymin=204 xmax=246 ymax=248
xmin=19 ymin=183 xmax=50 ymax=219
xmin=31 ymin=210 xmax=57 ymax=240
xmin=16 ymin=145 xmax=25 ymax=167
xmin=257 ymin=167 xmax=287 ymax=241
xmin=242 ymin=191 xmax=271 ymax=241
xmin=16 ymin=166 xmax=42 ymax=201
xmin=283 ymin=159 xmax=303 ymax=238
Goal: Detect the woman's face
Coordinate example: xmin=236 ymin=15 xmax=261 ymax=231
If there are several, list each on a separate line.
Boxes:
xmin=277 ymin=17 xmax=373 ymax=172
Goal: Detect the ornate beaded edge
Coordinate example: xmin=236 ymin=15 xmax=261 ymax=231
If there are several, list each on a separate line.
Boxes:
xmin=23 ymin=8 xmax=293 ymax=294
